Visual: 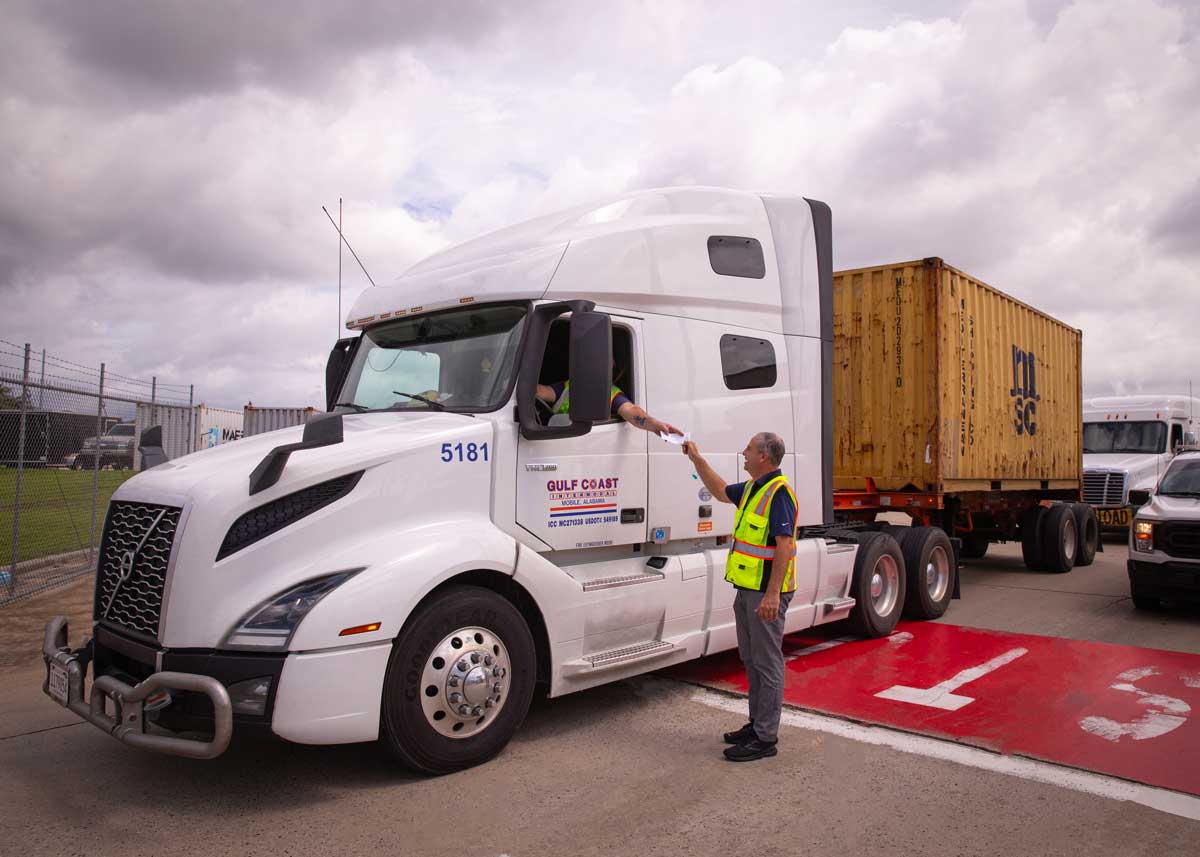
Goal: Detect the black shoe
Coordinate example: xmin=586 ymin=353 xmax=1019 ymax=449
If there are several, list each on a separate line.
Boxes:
xmin=723 ymin=738 xmax=778 ymax=762
xmin=723 ymin=722 xmax=756 ymax=745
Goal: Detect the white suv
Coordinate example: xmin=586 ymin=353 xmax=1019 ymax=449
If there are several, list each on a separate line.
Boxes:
xmin=1128 ymin=450 xmax=1200 ymax=609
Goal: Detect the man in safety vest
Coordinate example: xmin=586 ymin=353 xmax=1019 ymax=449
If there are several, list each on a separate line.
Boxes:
xmin=535 ymin=376 xmax=682 ymax=437
xmin=683 ymin=432 xmax=797 ymax=761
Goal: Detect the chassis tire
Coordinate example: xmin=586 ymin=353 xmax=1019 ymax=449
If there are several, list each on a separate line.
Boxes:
xmin=1020 ymin=506 xmax=1047 ymax=571
xmin=1071 ymin=503 xmax=1099 ymax=567
xmin=1131 ymin=586 xmax=1160 ymax=611
xmin=900 ymin=527 xmax=955 ymax=620
xmin=846 ymin=533 xmax=906 ymax=637
xmin=960 ymin=532 xmax=989 ymax=559
xmin=1040 ymin=503 xmax=1078 ymax=574
xmin=380 ymin=585 xmax=536 ymax=775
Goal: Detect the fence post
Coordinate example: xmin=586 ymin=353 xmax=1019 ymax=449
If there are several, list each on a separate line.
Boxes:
xmin=6 ymin=343 xmax=31 ymax=594
xmin=89 ymin=363 xmax=105 ymax=562
xmin=188 ymin=384 xmax=195 ymax=454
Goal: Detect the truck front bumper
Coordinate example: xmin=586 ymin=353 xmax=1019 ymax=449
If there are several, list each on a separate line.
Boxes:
xmin=1128 ymin=559 xmax=1200 ymax=603
xmin=42 ymin=615 xmax=234 ymax=759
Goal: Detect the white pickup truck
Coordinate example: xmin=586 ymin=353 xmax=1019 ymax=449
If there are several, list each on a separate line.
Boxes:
xmin=1128 ymin=450 xmax=1200 ymax=609
xmin=42 ymin=187 xmax=958 ymax=774
xmin=1083 ymin=395 xmax=1200 ymax=529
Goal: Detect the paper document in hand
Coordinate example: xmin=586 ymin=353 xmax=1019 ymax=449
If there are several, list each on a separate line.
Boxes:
xmin=658 ymin=431 xmax=691 ymax=445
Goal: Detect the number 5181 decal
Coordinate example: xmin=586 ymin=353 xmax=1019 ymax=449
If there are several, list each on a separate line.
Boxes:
xmin=441 ymin=442 xmax=489 ymax=462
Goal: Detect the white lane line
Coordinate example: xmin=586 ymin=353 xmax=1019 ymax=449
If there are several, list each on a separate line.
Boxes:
xmin=874 ymin=647 xmax=1028 ymax=711
xmin=690 ymin=687 xmax=1200 ymax=822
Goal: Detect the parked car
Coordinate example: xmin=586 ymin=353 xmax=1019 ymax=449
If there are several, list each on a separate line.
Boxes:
xmin=70 ymin=422 xmax=136 ymax=470
xmin=1127 ymin=449 xmax=1200 ymax=609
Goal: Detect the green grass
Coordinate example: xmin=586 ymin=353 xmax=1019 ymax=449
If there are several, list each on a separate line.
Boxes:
xmin=0 ymin=469 xmax=137 ymax=564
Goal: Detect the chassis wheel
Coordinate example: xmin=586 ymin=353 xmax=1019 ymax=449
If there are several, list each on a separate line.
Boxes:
xmin=900 ymin=527 xmax=954 ymax=620
xmin=1071 ymin=503 xmax=1099 ymax=567
xmin=381 ymin=585 xmax=536 ymax=775
xmin=846 ymin=533 xmax=906 ymax=637
xmin=960 ymin=532 xmax=988 ymax=559
xmin=1020 ymin=506 xmax=1047 ymax=571
xmin=1040 ymin=504 xmax=1078 ymax=574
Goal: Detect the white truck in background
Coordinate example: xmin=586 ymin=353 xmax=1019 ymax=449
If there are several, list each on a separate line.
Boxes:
xmin=42 ymin=187 xmax=959 ymax=774
xmin=1083 ymin=395 xmax=1200 ymax=528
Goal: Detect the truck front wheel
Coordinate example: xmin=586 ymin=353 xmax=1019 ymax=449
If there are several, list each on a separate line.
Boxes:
xmin=380 ymin=585 xmax=536 ymax=775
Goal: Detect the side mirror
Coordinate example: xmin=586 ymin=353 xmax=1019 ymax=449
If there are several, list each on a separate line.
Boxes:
xmin=566 ymin=311 xmax=613 ymax=423
xmin=1128 ymin=489 xmax=1151 ymax=507
xmin=138 ymin=426 xmax=168 ymax=470
xmin=1186 ymin=431 xmax=1197 ymax=447
xmin=325 ymin=337 xmax=359 ymax=411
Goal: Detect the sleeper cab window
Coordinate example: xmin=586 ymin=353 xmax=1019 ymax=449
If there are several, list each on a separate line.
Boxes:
xmin=720 ymin=334 xmax=777 ymax=390
xmin=707 ymin=236 xmax=765 ymax=279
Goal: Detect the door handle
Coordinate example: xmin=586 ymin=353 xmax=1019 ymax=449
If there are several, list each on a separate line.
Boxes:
xmin=620 ymin=508 xmax=645 ymax=524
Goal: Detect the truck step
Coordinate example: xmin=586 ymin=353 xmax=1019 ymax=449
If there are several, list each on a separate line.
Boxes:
xmin=563 ymin=640 xmax=677 ymax=675
xmin=818 ymin=597 xmax=856 ymax=618
xmin=581 ymin=571 xmax=665 ymax=592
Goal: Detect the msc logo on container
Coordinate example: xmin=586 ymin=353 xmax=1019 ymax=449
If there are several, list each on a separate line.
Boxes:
xmin=1009 ymin=344 xmax=1040 ymax=437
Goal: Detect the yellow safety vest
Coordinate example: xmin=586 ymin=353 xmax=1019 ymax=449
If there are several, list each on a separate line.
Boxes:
xmin=554 ymin=382 xmax=624 ymax=415
xmin=725 ymin=474 xmax=797 ymax=593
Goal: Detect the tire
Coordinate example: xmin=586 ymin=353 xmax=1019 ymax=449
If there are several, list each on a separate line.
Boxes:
xmin=1131 ymin=587 xmax=1160 ymax=611
xmin=960 ymin=532 xmax=989 ymax=560
xmin=1040 ymin=503 xmax=1078 ymax=574
xmin=380 ymin=585 xmax=536 ymax=775
xmin=900 ymin=527 xmax=955 ymax=620
xmin=1071 ymin=503 xmax=1099 ymax=567
xmin=846 ymin=533 xmax=906 ymax=637
xmin=1020 ymin=506 xmax=1047 ymax=571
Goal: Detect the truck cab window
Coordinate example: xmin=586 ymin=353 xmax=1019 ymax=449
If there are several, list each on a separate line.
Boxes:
xmin=535 ymin=318 xmax=633 ymax=425
xmin=720 ymin=334 xmax=776 ymax=390
xmin=1171 ymin=423 xmax=1184 ymax=451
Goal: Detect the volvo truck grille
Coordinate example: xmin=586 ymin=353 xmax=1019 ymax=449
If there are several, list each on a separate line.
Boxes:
xmin=94 ymin=501 xmax=183 ymax=639
xmin=1083 ymin=472 xmax=1125 ymax=506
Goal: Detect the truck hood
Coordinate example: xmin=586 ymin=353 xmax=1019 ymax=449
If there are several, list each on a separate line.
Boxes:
xmin=1083 ymin=453 xmax=1157 ymax=470
xmin=1140 ymin=494 xmax=1200 ymax=521
xmin=115 ymin=411 xmax=481 ymax=506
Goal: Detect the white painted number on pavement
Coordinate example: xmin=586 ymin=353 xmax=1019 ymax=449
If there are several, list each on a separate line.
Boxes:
xmin=874 ymin=648 xmax=1029 ymax=711
xmin=1078 ymin=667 xmax=1191 ymax=743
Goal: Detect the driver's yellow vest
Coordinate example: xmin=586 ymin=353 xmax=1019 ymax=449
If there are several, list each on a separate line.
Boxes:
xmin=726 ymin=475 xmax=797 ymax=592
xmin=554 ymin=382 xmax=624 ymax=415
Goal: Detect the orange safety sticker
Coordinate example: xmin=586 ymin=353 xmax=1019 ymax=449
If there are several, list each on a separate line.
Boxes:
xmin=697 ymin=521 xmax=713 ymax=533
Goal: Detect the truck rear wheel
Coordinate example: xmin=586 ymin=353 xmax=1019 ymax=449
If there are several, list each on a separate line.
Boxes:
xmin=1040 ymin=504 xmax=1078 ymax=574
xmin=1020 ymin=506 xmax=1047 ymax=571
xmin=380 ymin=585 xmax=536 ymax=775
xmin=846 ymin=533 xmax=906 ymax=637
xmin=900 ymin=527 xmax=954 ymax=620
xmin=1071 ymin=503 xmax=1099 ymax=567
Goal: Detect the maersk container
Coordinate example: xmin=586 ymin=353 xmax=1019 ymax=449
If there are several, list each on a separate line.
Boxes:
xmin=193 ymin=405 xmax=244 ymax=451
xmin=832 ymin=257 xmax=1092 ymax=572
xmin=243 ymin=405 xmax=316 ymax=437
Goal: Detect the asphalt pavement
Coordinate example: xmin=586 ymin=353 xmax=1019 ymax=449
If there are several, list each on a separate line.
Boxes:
xmin=2 ymin=538 xmax=1198 ymax=857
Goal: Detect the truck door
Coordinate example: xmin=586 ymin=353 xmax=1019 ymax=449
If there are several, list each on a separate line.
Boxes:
xmin=516 ymin=316 xmax=649 ymax=550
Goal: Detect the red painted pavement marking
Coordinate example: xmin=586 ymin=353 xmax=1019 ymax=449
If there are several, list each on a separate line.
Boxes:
xmin=669 ymin=621 xmax=1200 ymax=796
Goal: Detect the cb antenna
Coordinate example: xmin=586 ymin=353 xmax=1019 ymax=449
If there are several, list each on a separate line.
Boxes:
xmin=323 ymin=204 xmax=378 ymax=330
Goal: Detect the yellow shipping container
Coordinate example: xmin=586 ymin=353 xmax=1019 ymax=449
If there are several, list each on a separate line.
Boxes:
xmin=833 ymin=257 xmax=1082 ymax=494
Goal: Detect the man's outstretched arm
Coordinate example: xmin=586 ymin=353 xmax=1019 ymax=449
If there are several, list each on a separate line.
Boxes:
xmin=682 ymin=441 xmax=731 ymax=504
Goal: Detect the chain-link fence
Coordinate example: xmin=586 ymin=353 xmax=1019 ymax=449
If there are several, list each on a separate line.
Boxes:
xmin=1 ymin=340 xmax=194 ymax=605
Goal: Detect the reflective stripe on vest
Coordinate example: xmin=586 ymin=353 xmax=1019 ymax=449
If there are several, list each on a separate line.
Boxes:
xmin=554 ymin=382 xmax=623 ymax=415
xmin=724 ymin=474 xmax=797 ymax=593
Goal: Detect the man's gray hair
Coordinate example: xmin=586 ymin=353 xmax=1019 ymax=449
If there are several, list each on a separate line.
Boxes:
xmin=754 ymin=432 xmax=786 ymax=467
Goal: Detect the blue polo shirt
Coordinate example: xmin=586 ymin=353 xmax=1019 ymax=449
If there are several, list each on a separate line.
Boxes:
xmin=725 ymin=469 xmax=797 ymax=540
xmin=549 ymin=381 xmax=631 ymax=418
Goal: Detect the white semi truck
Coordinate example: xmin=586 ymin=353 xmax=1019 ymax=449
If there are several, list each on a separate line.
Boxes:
xmin=42 ymin=188 xmax=957 ymax=774
xmin=1083 ymin=395 xmax=1200 ymax=528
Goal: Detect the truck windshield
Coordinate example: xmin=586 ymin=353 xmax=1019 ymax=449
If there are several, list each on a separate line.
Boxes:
xmin=1082 ymin=421 xmax=1167 ymax=455
xmin=337 ymin=304 xmax=527 ymax=413
xmin=1159 ymin=459 xmax=1200 ymax=496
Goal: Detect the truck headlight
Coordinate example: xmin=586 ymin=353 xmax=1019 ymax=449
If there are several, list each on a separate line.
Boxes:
xmin=222 ymin=570 xmax=360 ymax=651
xmin=1133 ymin=520 xmax=1154 ymax=553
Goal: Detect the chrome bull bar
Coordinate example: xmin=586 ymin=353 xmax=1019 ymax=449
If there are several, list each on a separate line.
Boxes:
xmin=42 ymin=615 xmax=233 ymax=760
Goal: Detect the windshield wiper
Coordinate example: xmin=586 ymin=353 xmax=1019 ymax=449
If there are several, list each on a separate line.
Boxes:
xmin=334 ymin=402 xmax=370 ymax=412
xmin=392 ymin=391 xmax=446 ymax=411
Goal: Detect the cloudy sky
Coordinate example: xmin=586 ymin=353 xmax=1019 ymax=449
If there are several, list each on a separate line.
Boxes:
xmin=1 ymin=0 xmax=1197 ymax=409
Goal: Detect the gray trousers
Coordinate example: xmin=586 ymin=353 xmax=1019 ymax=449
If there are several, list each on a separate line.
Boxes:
xmin=733 ymin=588 xmax=794 ymax=743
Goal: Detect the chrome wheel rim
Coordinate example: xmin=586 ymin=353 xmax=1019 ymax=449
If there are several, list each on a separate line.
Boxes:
xmin=1063 ymin=516 xmax=1077 ymax=561
xmin=870 ymin=554 xmax=900 ymax=617
xmin=420 ymin=626 xmax=510 ymax=739
xmin=925 ymin=545 xmax=950 ymax=603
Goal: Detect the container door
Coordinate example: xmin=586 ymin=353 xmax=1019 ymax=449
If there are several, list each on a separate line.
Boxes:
xmin=515 ymin=316 xmax=648 ymax=550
